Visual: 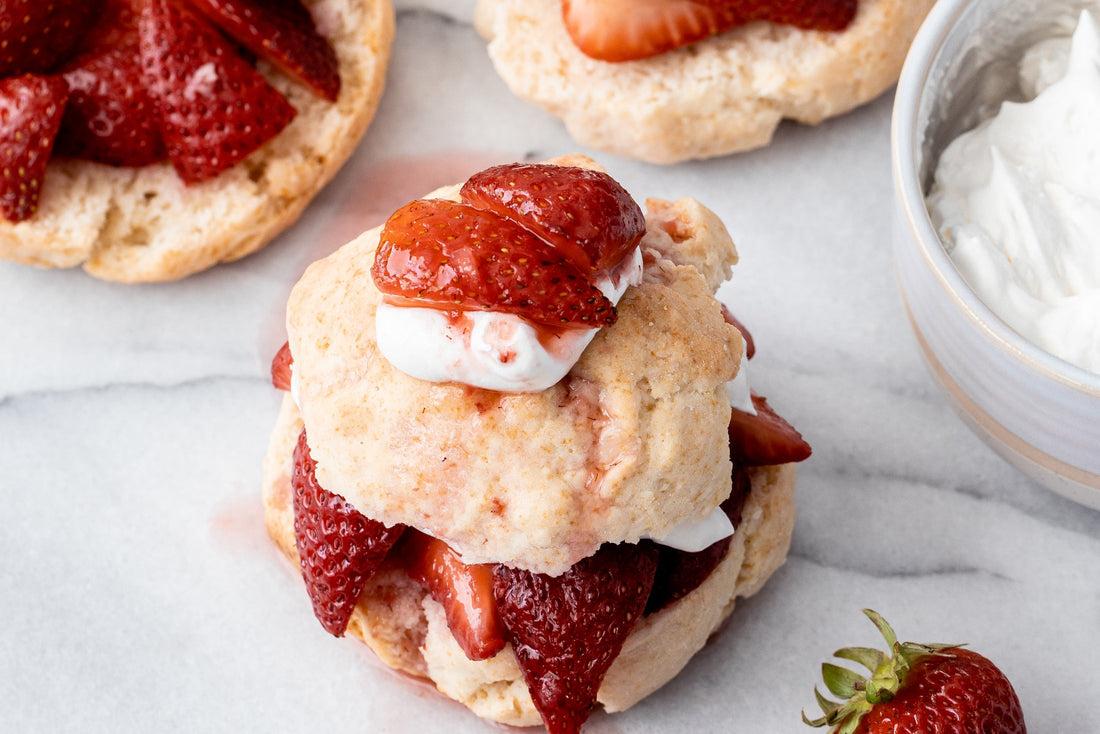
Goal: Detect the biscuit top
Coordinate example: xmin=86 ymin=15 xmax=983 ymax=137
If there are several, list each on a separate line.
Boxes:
xmin=287 ymin=156 xmax=742 ymax=575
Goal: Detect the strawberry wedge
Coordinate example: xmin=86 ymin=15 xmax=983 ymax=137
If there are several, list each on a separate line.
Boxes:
xmin=400 ymin=531 xmax=506 ymax=661
xmin=0 ymin=74 xmax=69 ymax=222
xmin=138 ymin=0 xmax=297 ymax=185
xmin=292 ymin=430 xmax=405 ymax=636
xmin=184 ymin=0 xmax=341 ymax=101
xmin=728 ymin=394 xmax=812 ymax=466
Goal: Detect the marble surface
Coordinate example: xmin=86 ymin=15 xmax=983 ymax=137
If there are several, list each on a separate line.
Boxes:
xmin=2 ymin=3 xmax=1098 ymax=732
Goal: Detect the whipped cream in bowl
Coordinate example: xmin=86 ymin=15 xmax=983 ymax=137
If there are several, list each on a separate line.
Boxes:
xmin=927 ymin=9 xmax=1100 ymax=375
xmin=892 ymin=0 xmax=1100 ymax=508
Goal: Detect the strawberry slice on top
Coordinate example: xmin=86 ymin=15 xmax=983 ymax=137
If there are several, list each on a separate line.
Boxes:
xmin=0 ymin=0 xmax=105 ymax=77
xmin=460 ymin=163 xmax=645 ymax=274
xmin=183 ymin=0 xmax=341 ymax=102
xmin=137 ymin=0 xmax=297 ymax=185
xmin=494 ymin=542 xmax=659 ymax=734
xmin=562 ymin=0 xmax=858 ymax=63
xmin=0 ymin=74 xmax=69 ymax=222
xmin=372 ymin=198 xmax=617 ymax=329
xmin=292 ymin=430 xmax=405 ymax=636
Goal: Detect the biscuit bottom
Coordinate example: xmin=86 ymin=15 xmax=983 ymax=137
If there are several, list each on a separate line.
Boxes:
xmin=262 ymin=394 xmax=797 ymax=727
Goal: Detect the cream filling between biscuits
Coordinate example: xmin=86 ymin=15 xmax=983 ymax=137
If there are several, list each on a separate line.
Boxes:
xmin=373 ymin=247 xmax=644 ymax=393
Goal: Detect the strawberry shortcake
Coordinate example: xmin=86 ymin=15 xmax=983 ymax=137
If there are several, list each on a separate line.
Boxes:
xmin=0 ymin=0 xmax=392 ymax=281
xmin=474 ymin=0 xmax=936 ymax=163
xmin=262 ymin=155 xmax=812 ymax=733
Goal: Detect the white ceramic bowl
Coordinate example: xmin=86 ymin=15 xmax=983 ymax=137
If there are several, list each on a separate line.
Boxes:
xmin=891 ymin=0 xmax=1100 ymax=509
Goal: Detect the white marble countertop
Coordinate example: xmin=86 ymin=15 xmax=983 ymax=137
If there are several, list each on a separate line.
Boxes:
xmin=2 ymin=3 xmax=1098 ymax=732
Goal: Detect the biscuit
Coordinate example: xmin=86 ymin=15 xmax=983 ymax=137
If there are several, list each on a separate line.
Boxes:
xmin=0 ymin=0 xmax=394 ymax=282
xmin=262 ymin=154 xmax=801 ymax=725
xmin=475 ymin=0 xmax=936 ymax=163
xmin=284 ymin=157 xmax=744 ymax=576
xmin=262 ymin=392 xmax=797 ymax=726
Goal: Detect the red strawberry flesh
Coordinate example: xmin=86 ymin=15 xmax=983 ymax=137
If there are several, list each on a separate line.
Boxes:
xmin=400 ymin=530 xmax=506 ymax=661
xmin=271 ymin=341 xmax=293 ymax=391
xmin=183 ymin=0 xmax=341 ymax=102
xmin=292 ymin=430 xmax=404 ymax=636
xmin=56 ymin=47 xmax=165 ymax=167
xmin=562 ymin=0 xmax=857 ymax=63
xmin=138 ymin=0 xmax=297 ymax=185
xmin=372 ymin=198 xmax=617 ymax=329
xmin=0 ymin=0 xmax=104 ymax=76
xmin=71 ymin=0 xmax=143 ymax=59
xmin=460 ymin=163 xmax=645 ymax=273
xmin=0 ymin=74 xmax=69 ymax=222
xmin=695 ymin=0 xmax=858 ymax=31
xmin=728 ymin=394 xmax=811 ymax=466
xmin=494 ymin=542 xmax=658 ymax=734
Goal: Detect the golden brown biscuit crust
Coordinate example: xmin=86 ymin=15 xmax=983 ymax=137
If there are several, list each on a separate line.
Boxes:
xmin=0 ymin=0 xmax=394 ymax=282
xmin=475 ymin=0 xmax=936 ymax=163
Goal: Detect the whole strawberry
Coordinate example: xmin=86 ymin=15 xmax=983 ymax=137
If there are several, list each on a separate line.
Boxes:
xmin=805 ymin=609 xmax=1026 ymax=734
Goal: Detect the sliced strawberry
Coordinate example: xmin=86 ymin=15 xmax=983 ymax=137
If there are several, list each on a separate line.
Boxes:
xmin=72 ymin=0 xmax=143 ymax=58
xmin=460 ymin=163 xmax=645 ymax=273
xmin=728 ymin=394 xmax=812 ymax=466
xmin=562 ymin=0 xmax=742 ymax=63
xmin=56 ymin=47 xmax=165 ymax=167
xmin=645 ymin=464 xmax=750 ymax=613
xmin=183 ymin=0 xmax=341 ymax=102
xmin=0 ymin=74 xmax=69 ymax=222
xmin=292 ymin=430 xmax=404 ymax=636
xmin=138 ymin=0 xmax=297 ymax=185
xmin=0 ymin=0 xmax=104 ymax=76
xmin=694 ymin=0 xmax=857 ymax=31
xmin=271 ymin=341 xmax=293 ymax=391
xmin=720 ymin=304 xmax=755 ymax=359
xmin=494 ymin=543 xmax=658 ymax=734
xmin=399 ymin=530 xmax=506 ymax=661
xmin=561 ymin=0 xmax=856 ymax=63
xmin=372 ymin=199 xmax=617 ymax=329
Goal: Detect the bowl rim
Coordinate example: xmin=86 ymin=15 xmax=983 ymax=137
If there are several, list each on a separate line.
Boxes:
xmin=891 ymin=0 xmax=1100 ymax=397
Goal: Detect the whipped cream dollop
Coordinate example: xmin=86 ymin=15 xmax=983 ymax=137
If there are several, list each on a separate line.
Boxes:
xmin=646 ymin=505 xmax=734 ymax=552
xmin=375 ymin=246 xmax=644 ymax=392
xmin=926 ymin=9 xmax=1100 ymax=375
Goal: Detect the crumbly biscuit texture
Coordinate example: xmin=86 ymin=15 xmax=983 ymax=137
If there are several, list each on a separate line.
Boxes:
xmin=285 ymin=156 xmax=743 ymax=575
xmin=262 ymin=392 xmax=797 ymax=726
xmin=475 ymin=0 xmax=936 ymax=163
xmin=0 ymin=0 xmax=394 ymax=282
